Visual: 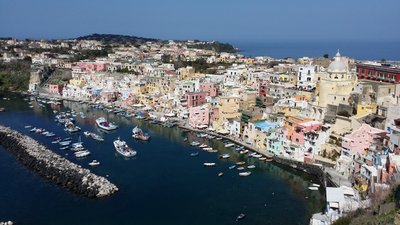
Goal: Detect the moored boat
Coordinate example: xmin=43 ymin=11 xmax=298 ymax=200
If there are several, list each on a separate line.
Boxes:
xmin=236 ymin=213 xmax=246 ymax=221
xmin=132 ymin=126 xmax=150 ymax=141
xmin=190 ymin=152 xmax=199 ymax=157
xmin=239 ymin=171 xmax=252 ymax=177
xmin=90 ymin=133 xmax=104 ymax=141
xmin=190 ymin=141 xmax=200 ymax=146
xmin=96 ymin=117 xmax=118 ymax=131
xmin=113 ymin=138 xmax=137 ymax=157
xmin=89 ymin=160 xmax=100 ymax=166
xmin=203 ymin=162 xmax=216 ymax=167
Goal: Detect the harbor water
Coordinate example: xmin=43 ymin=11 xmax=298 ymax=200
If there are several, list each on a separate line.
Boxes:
xmin=0 ymin=93 xmax=325 ymax=225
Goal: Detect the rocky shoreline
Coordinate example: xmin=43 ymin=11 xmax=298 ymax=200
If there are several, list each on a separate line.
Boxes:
xmin=0 ymin=125 xmax=118 ymax=198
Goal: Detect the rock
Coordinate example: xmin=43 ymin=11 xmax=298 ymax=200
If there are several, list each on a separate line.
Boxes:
xmin=0 ymin=125 xmax=118 ymax=198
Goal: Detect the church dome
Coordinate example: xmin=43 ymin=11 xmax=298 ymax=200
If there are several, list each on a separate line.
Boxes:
xmin=327 ymin=50 xmax=347 ymax=73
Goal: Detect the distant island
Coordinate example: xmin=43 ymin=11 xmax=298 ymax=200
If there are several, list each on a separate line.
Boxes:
xmin=77 ymin=33 xmax=237 ymax=53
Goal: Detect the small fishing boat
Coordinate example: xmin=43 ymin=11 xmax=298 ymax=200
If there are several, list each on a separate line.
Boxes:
xmin=75 ymin=150 xmax=91 ymax=158
xmin=247 ymin=165 xmax=256 ymax=169
xmin=190 ymin=141 xmax=200 ymax=146
xmin=183 ymin=137 xmax=188 ymax=142
xmin=229 ymin=165 xmax=236 ymax=170
xmin=203 ymin=147 xmax=213 ymax=151
xmin=311 ymin=183 xmax=321 ymax=188
xmin=89 ymin=160 xmax=100 ymax=166
xmin=237 ymin=166 xmax=245 ymax=171
xmin=190 ymin=152 xmax=199 ymax=157
xmin=83 ymin=131 xmax=92 ymax=136
xmin=24 ymin=125 xmax=32 ymax=129
xmin=224 ymin=143 xmax=234 ymax=148
xmin=236 ymin=161 xmax=246 ymax=166
xmin=308 ymin=186 xmax=319 ymax=191
xmin=113 ymin=138 xmax=137 ymax=157
xmin=236 ymin=213 xmax=246 ymax=221
xmin=199 ymin=144 xmax=208 ymax=148
xmin=59 ymin=146 xmax=69 ymax=150
xmin=132 ymin=126 xmax=150 ymax=141
xmin=96 ymin=117 xmax=118 ymax=131
xmin=239 ymin=171 xmax=252 ymax=177
xmin=203 ymin=162 xmax=216 ymax=167
xmin=90 ymin=133 xmax=104 ymax=142
xmin=218 ymin=172 xmax=224 ymax=177
xmin=220 ymin=154 xmax=230 ymax=159
xmin=59 ymin=141 xmax=71 ymax=146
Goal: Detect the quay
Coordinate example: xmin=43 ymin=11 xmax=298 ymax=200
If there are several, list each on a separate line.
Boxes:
xmin=178 ymin=124 xmax=344 ymax=187
xmin=0 ymin=125 xmax=118 ymax=198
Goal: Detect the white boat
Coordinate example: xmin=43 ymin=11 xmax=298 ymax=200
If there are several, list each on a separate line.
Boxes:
xmin=132 ymin=126 xmax=150 ymax=141
xmin=89 ymin=160 xmax=100 ymax=166
xmin=203 ymin=162 xmax=216 ymax=167
xmin=237 ymin=166 xmax=245 ymax=170
xmin=90 ymin=133 xmax=104 ymax=141
xmin=247 ymin=165 xmax=256 ymax=169
xmin=203 ymin=147 xmax=213 ymax=151
xmin=190 ymin=141 xmax=200 ymax=146
xmin=220 ymin=153 xmax=230 ymax=159
xmin=239 ymin=171 xmax=252 ymax=177
xmin=59 ymin=141 xmax=71 ymax=146
xmin=75 ymin=150 xmax=90 ymax=158
xmin=113 ymin=138 xmax=137 ymax=157
xmin=96 ymin=117 xmax=118 ymax=131
xmin=308 ymin=186 xmax=319 ymax=191
xmin=311 ymin=183 xmax=321 ymax=188
xmin=224 ymin=143 xmax=234 ymax=148
xmin=64 ymin=121 xmax=81 ymax=133
xmin=24 ymin=125 xmax=32 ymax=129
xmin=199 ymin=144 xmax=208 ymax=148
xmin=83 ymin=131 xmax=92 ymax=136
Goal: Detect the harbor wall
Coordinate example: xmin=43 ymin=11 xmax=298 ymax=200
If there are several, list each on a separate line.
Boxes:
xmin=0 ymin=125 xmax=118 ymax=198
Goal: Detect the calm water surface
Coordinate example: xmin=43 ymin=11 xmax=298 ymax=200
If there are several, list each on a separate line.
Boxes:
xmin=0 ymin=93 xmax=325 ymax=225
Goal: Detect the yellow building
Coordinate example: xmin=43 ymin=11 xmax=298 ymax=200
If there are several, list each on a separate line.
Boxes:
xmin=69 ymin=79 xmax=85 ymax=87
xmin=213 ymin=96 xmax=241 ymax=130
xmin=356 ymin=103 xmax=377 ymax=117
xmin=315 ymin=51 xmax=356 ymax=108
xmin=178 ymin=66 xmax=195 ymax=80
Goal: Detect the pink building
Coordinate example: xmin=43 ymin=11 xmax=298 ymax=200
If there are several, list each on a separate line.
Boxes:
xmin=257 ymin=81 xmax=269 ymax=97
xmin=200 ymin=83 xmax=218 ymax=97
xmin=49 ymin=84 xmax=64 ymax=95
xmin=189 ymin=106 xmax=210 ymax=128
xmin=342 ymin=124 xmax=386 ymax=156
xmin=290 ymin=121 xmax=321 ymax=145
xmin=77 ymin=61 xmax=108 ymax=72
xmin=186 ymin=92 xmax=207 ymax=108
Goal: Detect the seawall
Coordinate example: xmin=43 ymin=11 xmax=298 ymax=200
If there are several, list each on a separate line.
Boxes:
xmin=0 ymin=125 xmax=118 ymax=198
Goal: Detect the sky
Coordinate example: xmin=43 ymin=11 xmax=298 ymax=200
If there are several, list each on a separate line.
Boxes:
xmin=0 ymin=0 xmax=399 ymax=43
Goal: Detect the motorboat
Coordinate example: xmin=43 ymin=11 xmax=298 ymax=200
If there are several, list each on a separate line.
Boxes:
xmin=190 ymin=152 xmax=199 ymax=157
xmin=237 ymin=166 xmax=245 ymax=170
xmin=218 ymin=172 xmax=224 ymax=177
xmin=190 ymin=141 xmax=200 ymax=146
xmin=132 ymin=126 xmax=150 ymax=141
xmin=220 ymin=154 xmax=230 ymax=159
xmin=59 ymin=141 xmax=71 ymax=146
xmin=89 ymin=160 xmax=100 ymax=166
xmin=229 ymin=165 xmax=236 ymax=170
xmin=83 ymin=131 xmax=92 ymax=136
xmin=75 ymin=150 xmax=90 ymax=158
xmin=247 ymin=165 xmax=256 ymax=169
xmin=203 ymin=162 xmax=216 ymax=167
xmin=90 ymin=133 xmax=104 ymax=141
xmin=64 ymin=121 xmax=81 ymax=133
xmin=96 ymin=117 xmax=118 ymax=131
xmin=236 ymin=213 xmax=246 ymax=221
xmin=224 ymin=143 xmax=234 ymax=148
xmin=113 ymin=138 xmax=137 ymax=157
xmin=308 ymin=186 xmax=319 ymax=191
xmin=239 ymin=171 xmax=252 ymax=177
xmin=199 ymin=144 xmax=208 ymax=148
xmin=202 ymin=147 xmax=213 ymax=151
xmin=236 ymin=161 xmax=246 ymax=166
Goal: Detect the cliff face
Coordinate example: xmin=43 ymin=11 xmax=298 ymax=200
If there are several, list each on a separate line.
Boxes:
xmin=0 ymin=125 xmax=118 ymax=198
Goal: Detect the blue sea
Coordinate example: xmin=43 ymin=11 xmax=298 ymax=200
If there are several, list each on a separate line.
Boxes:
xmin=0 ymin=93 xmax=325 ymax=225
xmin=232 ymin=41 xmax=400 ymax=61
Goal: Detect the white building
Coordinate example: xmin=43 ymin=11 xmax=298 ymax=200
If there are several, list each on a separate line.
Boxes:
xmin=297 ymin=64 xmax=319 ymax=90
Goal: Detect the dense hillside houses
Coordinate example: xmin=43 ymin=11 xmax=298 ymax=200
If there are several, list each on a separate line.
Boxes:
xmin=2 ymin=35 xmax=400 ymax=224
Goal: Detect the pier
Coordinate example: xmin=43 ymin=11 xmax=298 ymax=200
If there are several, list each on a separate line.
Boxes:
xmin=0 ymin=125 xmax=118 ymax=198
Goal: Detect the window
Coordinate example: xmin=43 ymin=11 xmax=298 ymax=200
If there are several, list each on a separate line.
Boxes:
xmin=343 ymin=97 xmax=345 ymax=101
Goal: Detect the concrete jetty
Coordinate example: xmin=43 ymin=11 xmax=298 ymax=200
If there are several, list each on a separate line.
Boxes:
xmin=0 ymin=125 xmax=118 ymax=198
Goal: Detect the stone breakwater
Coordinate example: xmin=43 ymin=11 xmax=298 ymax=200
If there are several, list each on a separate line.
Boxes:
xmin=0 ymin=125 xmax=118 ymax=198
